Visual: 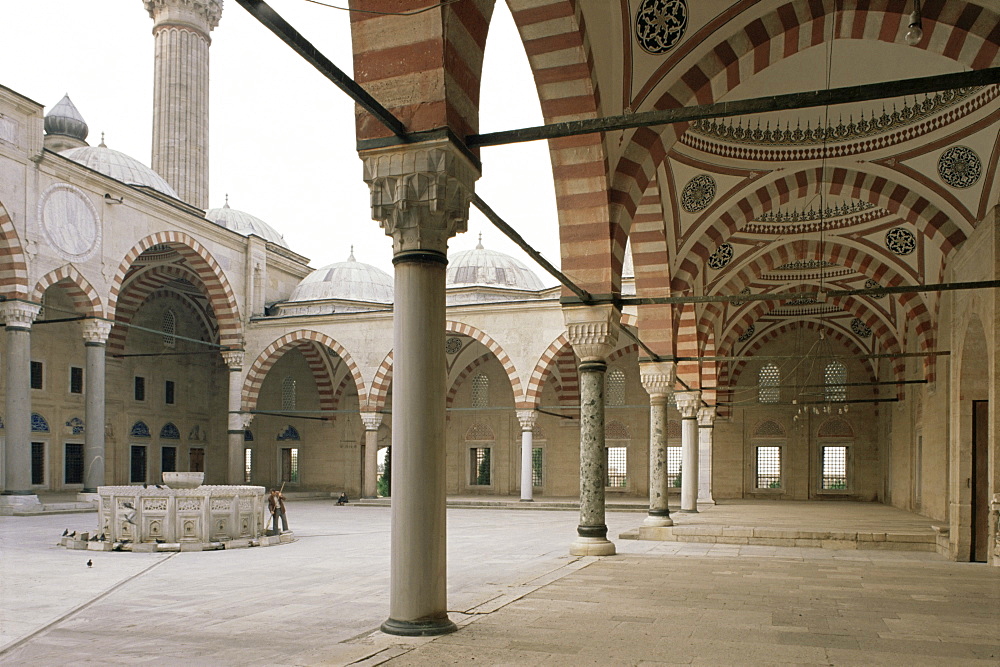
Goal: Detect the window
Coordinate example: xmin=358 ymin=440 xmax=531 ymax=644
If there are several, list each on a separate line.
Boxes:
xmin=667 ymin=446 xmax=682 ymax=488
xmin=65 ymin=443 xmax=84 ymax=485
xmin=470 ymin=447 xmax=491 ymax=485
xmin=282 ymin=377 xmax=296 ymax=411
xmin=281 ymin=447 xmax=299 ymax=484
xmin=606 ymin=446 xmax=627 ymax=487
xmin=824 ymin=361 xmax=847 ymax=402
xmin=758 ymin=363 xmax=780 ymax=403
xmin=606 ymin=368 xmax=626 ymax=406
xmin=30 ymin=361 xmax=43 ymax=390
xmin=162 ymin=308 xmax=176 ymax=348
xmin=756 ymin=446 xmax=782 ymax=489
xmin=31 ymin=442 xmax=45 ymax=485
xmin=134 ymin=376 xmax=146 ymax=401
xmin=822 ymin=446 xmax=848 ymax=490
xmin=471 ymin=373 xmax=489 ymax=408
xmin=130 ymin=445 xmax=147 ymax=484
xmin=161 ymin=446 xmax=177 ymax=473
xmin=165 ymin=380 xmax=175 ymax=405
xmin=70 ymin=367 xmax=84 ymax=394
xmin=531 ymin=447 xmax=543 ymax=486
xmin=244 ymin=448 xmax=253 ymax=484
xmin=189 ymin=447 xmax=205 ymax=473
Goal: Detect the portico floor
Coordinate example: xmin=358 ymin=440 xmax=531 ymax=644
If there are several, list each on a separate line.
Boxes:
xmin=1 ymin=499 xmax=996 ymax=665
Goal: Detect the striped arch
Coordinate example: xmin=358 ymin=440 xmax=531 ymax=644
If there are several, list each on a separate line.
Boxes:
xmin=109 ymin=232 xmax=242 ymax=350
xmin=607 ymin=343 xmax=638 ymax=364
xmin=446 ymin=353 xmax=493 ymax=412
xmin=108 ymin=264 xmax=214 ymax=354
xmin=610 ymin=0 xmax=1000 ymax=244
xmin=524 ymin=334 xmax=572 ymax=410
xmin=367 ymin=351 xmax=394 ymax=413
xmin=508 ymin=0 xmax=618 ymax=292
xmin=620 ymin=312 xmax=638 ymax=329
xmin=31 ymin=265 xmax=104 ymax=318
xmin=674 ymin=167 xmax=969 ymax=293
xmin=0 ymin=199 xmax=28 ymax=300
xmin=631 ymin=178 xmax=675 ymax=357
xmin=675 ymin=303 xmax=700 ymax=387
xmin=243 ymin=330 xmax=366 ymax=416
xmin=701 ymin=331 xmax=718 ymax=406
xmin=446 ymin=320 xmax=526 ymax=408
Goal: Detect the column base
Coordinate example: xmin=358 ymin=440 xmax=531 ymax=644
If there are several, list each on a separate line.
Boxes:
xmin=697 ymin=497 xmax=716 ymax=506
xmin=642 ymin=514 xmax=674 ymax=527
xmin=569 ymin=536 xmax=616 ymax=556
xmin=381 ymin=616 xmax=458 ymax=637
xmin=0 ymin=494 xmax=43 ymax=515
xmin=519 ymin=498 xmax=533 ymax=503
xmin=678 ymin=508 xmax=699 ymax=513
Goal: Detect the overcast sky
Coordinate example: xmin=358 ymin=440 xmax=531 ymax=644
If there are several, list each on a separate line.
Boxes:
xmin=2 ymin=0 xmax=560 ymax=277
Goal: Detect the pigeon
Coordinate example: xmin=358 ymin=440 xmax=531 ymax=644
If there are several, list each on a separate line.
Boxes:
xmin=68 ymin=531 xmax=76 ymax=538
xmin=89 ymin=534 xmax=99 ymax=542
xmin=86 ymin=559 xmax=93 ymax=567
xmin=112 ymin=544 xmax=123 ymax=552
xmin=155 ymin=539 xmax=165 ymax=544
xmin=100 ymin=533 xmax=107 ymax=542
xmin=62 ymin=528 xmax=69 ymax=537
xmin=123 ymin=502 xmax=134 ymax=510
xmin=142 ymin=483 xmax=148 ymax=489
xmin=155 ymin=484 xmax=164 ymax=489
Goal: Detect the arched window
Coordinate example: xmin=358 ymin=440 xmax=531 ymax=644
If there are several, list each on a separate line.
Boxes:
xmin=471 ymin=372 xmax=489 ymax=408
xmin=824 ymin=361 xmax=847 ymax=402
xmin=282 ymin=376 xmax=297 ymax=411
xmin=162 ymin=308 xmax=176 ymax=348
xmin=758 ymin=363 xmax=780 ymax=403
xmin=605 ymin=368 xmax=626 ymax=406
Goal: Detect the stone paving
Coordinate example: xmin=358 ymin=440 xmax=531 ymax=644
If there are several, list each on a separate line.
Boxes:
xmin=1 ymin=500 xmax=997 ymax=666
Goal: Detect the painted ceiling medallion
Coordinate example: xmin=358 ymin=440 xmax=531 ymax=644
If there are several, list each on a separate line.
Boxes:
xmin=885 ymin=227 xmax=916 ymax=256
xmin=681 ymin=174 xmax=716 ymax=213
xmin=635 ymin=0 xmax=688 ymax=55
xmin=864 ymin=278 xmax=886 ymax=299
xmin=707 ymin=243 xmax=734 ymax=270
xmin=732 ymin=287 xmax=751 ymax=307
xmin=937 ymin=145 xmax=982 ymax=189
xmin=445 ymin=337 xmax=463 ymax=355
xmin=851 ymin=318 xmax=872 ymax=338
xmin=738 ymin=324 xmax=755 ymax=342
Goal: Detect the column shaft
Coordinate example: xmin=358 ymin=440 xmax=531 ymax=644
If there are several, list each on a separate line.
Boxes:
xmin=226 ymin=366 xmax=244 ymax=484
xmin=681 ymin=416 xmax=699 ymax=511
xmin=520 ymin=428 xmax=534 ymax=501
xmin=645 ymin=396 xmax=672 ymax=525
xmin=83 ymin=342 xmax=107 ymax=492
xmin=363 ymin=428 xmax=379 ymax=498
xmin=577 ymin=362 xmax=609 ymax=537
xmin=698 ymin=407 xmax=717 ymax=505
xmin=4 ymin=326 xmax=33 ymax=494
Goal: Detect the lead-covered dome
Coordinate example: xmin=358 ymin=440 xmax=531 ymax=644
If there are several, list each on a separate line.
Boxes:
xmin=447 ymin=239 xmax=545 ymax=291
xmin=61 ymin=140 xmax=177 ymax=198
xmin=206 ymin=201 xmax=289 ymax=249
xmin=289 ymin=251 xmax=393 ymax=304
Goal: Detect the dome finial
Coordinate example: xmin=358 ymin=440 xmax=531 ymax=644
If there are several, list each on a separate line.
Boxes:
xmin=99 ymin=132 xmax=106 ymax=148
xmin=224 ymin=193 xmax=230 ymax=209
xmin=476 ymin=232 xmax=484 ymax=250
xmin=348 ymin=245 xmax=355 ymax=261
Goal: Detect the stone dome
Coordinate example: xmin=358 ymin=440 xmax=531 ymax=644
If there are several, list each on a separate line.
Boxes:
xmin=206 ymin=200 xmax=289 ymax=249
xmin=447 ymin=238 xmax=545 ymax=291
xmin=44 ymin=94 xmax=88 ymax=141
xmin=60 ymin=140 xmax=177 ymax=198
xmin=289 ymin=251 xmax=394 ymax=304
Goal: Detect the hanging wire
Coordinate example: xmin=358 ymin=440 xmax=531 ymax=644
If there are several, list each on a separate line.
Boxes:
xmin=302 ymin=0 xmax=461 ymax=16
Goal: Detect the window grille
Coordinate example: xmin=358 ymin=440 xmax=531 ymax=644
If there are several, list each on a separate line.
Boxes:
xmin=282 ymin=377 xmax=296 ymax=411
xmin=605 ymin=420 xmax=630 ymax=440
xmin=756 ymin=446 xmax=781 ymax=489
xmin=165 ymin=380 xmax=175 ymax=405
xmin=824 ymin=361 xmax=847 ymax=402
xmin=606 ymin=368 xmax=626 ymax=406
xmin=606 ymin=446 xmax=627 ymax=487
xmin=753 ymin=420 xmax=785 ymax=437
xmin=31 ymin=361 xmax=43 ymax=390
xmin=471 ymin=373 xmax=489 ymax=408
xmin=281 ymin=447 xmax=299 ymax=483
xmin=64 ymin=443 xmax=84 ymax=484
xmin=189 ymin=447 xmax=204 ymax=472
xmin=130 ymin=445 xmax=147 ymax=484
xmin=31 ymin=442 xmax=45 ymax=485
xmin=758 ymin=363 xmax=780 ymax=403
xmin=161 ymin=446 xmax=177 ymax=473
xmin=465 ymin=423 xmax=494 ymax=440
xmin=531 ymin=447 xmax=543 ymax=486
xmin=134 ymin=376 xmax=145 ymax=401
xmin=470 ymin=447 xmax=491 ymax=485
xmin=822 ymin=446 xmax=848 ymax=489
xmin=70 ymin=366 xmax=83 ymax=394
xmin=667 ymin=446 xmax=682 ymax=487
xmin=162 ymin=308 xmax=176 ymax=348
xmin=244 ymin=448 xmax=252 ymax=484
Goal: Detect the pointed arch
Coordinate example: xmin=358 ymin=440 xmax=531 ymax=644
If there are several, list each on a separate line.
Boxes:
xmin=0 ymin=199 xmax=28 ymax=299
xmin=30 ymin=264 xmax=105 ymax=317
xmin=446 ymin=320 xmax=526 ymax=409
xmin=368 ymin=350 xmax=394 ymax=413
xmin=525 ymin=333 xmax=571 ymax=410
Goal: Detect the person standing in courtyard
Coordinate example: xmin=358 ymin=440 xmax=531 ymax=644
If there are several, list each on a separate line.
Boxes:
xmin=268 ymin=488 xmax=288 ymax=534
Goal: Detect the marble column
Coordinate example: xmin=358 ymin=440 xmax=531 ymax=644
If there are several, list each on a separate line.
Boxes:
xmin=0 ymin=302 xmax=42 ymax=512
xmin=698 ymin=407 xmax=717 ymax=505
xmin=517 ymin=409 xmax=537 ymax=502
xmin=363 ymin=141 xmax=479 ymax=636
xmin=360 ymin=411 xmax=383 ymax=498
xmin=81 ymin=319 xmax=112 ymax=495
xmin=675 ymin=391 xmax=701 ymax=512
xmin=143 ymin=0 xmax=222 ymax=209
xmin=223 ymin=350 xmax=245 ymax=485
xmin=565 ymin=305 xmax=620 ymax=556
xmin=640 ymin=362 xmax=676 ymax=527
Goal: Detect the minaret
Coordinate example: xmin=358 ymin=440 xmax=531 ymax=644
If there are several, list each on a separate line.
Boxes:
xmin=143 ymin=0 xmax=222 ymax=209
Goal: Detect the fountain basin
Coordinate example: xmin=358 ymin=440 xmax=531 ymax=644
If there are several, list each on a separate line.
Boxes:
xmin=162 ymin=471 xmax=205 ymax=489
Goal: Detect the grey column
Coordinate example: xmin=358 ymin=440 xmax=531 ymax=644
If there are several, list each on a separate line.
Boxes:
xmin=675 ymin=391 xmax=701 ymax=512
xmin=363 ymin=141 xmax=479 ymax=636
xmin=1 ymin=302 xmax=41 ymax=507
xmin=641 ymin=362 xmax=676 ymax=527
xmin=565 ymin=305 xmax=619 ymax=556
xmin=361 ymin=412 xmax=383 ymax=498
xmin=517 ymin=410 xmax=537 ymax=502
xmin=698 ymin=407 xmax=717 ymax=505
xmin=223 ymin=351 xmax=245 ymax=485
xmin=82 ymin=319 xmax=112 ymax=493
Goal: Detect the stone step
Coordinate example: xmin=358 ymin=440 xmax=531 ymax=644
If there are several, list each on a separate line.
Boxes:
xmin=354 ymin=498 xmax=649 ymax=512
xmin=620 ymin=525 xmax=937 ymax=551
